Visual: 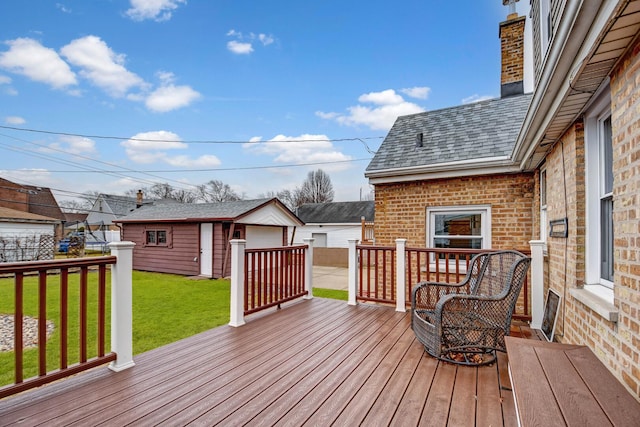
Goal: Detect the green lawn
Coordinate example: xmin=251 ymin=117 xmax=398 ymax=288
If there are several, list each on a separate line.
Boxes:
xmin=0 ymin=270 xmax=346 ymax=388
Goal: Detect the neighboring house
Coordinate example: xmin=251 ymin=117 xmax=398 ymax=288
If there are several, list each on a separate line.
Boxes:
xmin=115 ymin=198 xmax=304 ymax=278
xmin=0 ymin=206 xmax=57 ymax=262
xmin=85 ymin=191 xmax=153 ymax=231
xmin=366 ymin=1 xmax=640 ymax=399
xmin=0 ymin=177 xmax=67 ymax=239
xmin=292 ymin=201 xmax=374 ymax=248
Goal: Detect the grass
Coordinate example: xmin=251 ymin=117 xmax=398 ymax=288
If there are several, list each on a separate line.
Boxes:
xmin=0 ymin=271 xmax=230 ymax=388
xmin=0 ymin=269 xmax=347 ymax=388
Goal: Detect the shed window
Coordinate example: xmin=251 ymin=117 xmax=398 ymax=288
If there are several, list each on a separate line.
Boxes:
xmin=145 ymin=229 xmax=169 ymax=247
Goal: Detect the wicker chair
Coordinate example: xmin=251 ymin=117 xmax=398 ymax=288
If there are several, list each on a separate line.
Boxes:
xmin=411 ymin=250 xmax=531 ymax=365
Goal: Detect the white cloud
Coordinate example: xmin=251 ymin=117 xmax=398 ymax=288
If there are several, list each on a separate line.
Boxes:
xmin=257 ymin=34 xmax=274 ymax=46
xmin=227 ymin=40 xmax=254 ymax=55
xmin=359 ymin=89 xmax=404 ymax=105
xmin=4 ymin=116 xmax=25 ymax=125
xmin=61 ymin=35 xmax=146 ymax=98
xmin=125 ymin=0 xmax=186 ymax=22
xmin=145 ymin=84 xmax=201 ymax=112
xmin=462 ymin=94 xmax=494 ymax=104
xmin=52 ymin=135 xmax=97 ymax=154
xmin=0 ymin=38 xmax=77 ymax=90
xmin=56 ymin=3 xmax=72 ymax=13
xmin=122 ymin=130 xmax=220 ymax=167
xmin=244 ymin=134 xmax=352 ymax=171
xmin=0 ymin=75 xmax=11 ymax=84
xmin=0 ymin=168 xmax=52 ymax=185
xmin=317 ymin=89 xmax=425 ymax=131
xmin=401 ymin=86 xmax=431 ymax=100
xmin=226 ymin=30 xmax=276 ymax=55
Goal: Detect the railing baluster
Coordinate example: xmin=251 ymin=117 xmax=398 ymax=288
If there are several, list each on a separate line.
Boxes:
xmin=98 ymin=265 xmax=106 ymax=357
xmin=60 ymin=268 xmax=68 ymax=369
xmin=80 ymin=266 xmax=88 ymax=363
xmin=15 ymin=272 xmax=24 ymax=384
xmin=38 ymin=270 xmax=47 ymax=376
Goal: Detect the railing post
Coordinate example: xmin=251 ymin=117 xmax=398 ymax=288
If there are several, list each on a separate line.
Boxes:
xmin=229 ymin=239 xmax=246 ymax=327
xmin=348 ymin=239 xmax=358 ymax=306
xmin=303 ymin=238 xmax=314 ymax=299
xmin=396 ymin=239 xmax=407 ymax=312
xmin=108 ymin=241 xmax=136 ymax=372
xmin=529 ymin=240 xmax=545 ymax=329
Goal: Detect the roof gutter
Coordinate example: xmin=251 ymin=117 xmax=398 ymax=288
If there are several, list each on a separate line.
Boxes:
xmin=512 ymin=0 xmax=619 ymax=169
xmin=365 ymin=155 xmax=522 ymax=184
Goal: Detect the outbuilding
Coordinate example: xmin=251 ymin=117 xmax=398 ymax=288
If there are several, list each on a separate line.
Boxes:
xmin=0 ymin=206 xmax=57 ymax=262
xmin=115 ymin=198 xmax=304 ymax=277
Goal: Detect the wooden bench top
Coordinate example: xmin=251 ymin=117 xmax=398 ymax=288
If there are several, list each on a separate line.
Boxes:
xmin=505 ymin=336 xmax=640 ymax=427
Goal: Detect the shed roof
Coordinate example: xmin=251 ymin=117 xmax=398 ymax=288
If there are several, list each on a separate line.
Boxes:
xmin=0 ymin=206 xmax=58 ymax=223
xmin=366 ymin=93 xmax=532 ymax=174
xmin=296 ymin=201 xmax=374 ymax=224
xmin=115 ymin=198 xmax=303 ymax=226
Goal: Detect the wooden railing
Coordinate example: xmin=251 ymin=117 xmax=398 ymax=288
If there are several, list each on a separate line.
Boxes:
xmin=355 ymin=244 xmax=531 ymax=320
xmin=0 ymin=256 xmax=118 ymax=399
xmin=244 ymin=245 xmax=308 ymax=315
xmin=360 ymin=217 xmax=375 ymax=245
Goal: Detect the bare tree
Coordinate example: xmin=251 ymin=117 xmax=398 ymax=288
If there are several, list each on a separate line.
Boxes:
xmin=59 ymin=191 xmax=99 ymax=213
xmin=258 ymin=189 xmax=297 ymax=211
xmin=297 ymin=169 xmax=334 ymax=206
xmin=196 ymin=180 xmax=242 ymax=203
xmin=126 ymin=184 xmax=197 ymax=203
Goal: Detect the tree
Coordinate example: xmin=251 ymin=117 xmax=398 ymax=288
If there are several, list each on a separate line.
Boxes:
xmin=125 ymin=184 xmax=198 ymax=203
xmin=59 ymin=191 xmax=99 ymax=213
xmin=196 ymin=179 xmax=242 ymax=203
xmin=297 ymin=169 xmax=334 ymax=206
xmin=258 ymin=189 xmax=297 ymax=211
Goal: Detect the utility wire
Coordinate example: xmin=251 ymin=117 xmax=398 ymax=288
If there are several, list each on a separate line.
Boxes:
xmin=0 ymin=125 xmax=384 ymax=145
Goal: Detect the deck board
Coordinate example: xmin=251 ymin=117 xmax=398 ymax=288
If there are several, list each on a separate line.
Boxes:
xmin=0 ymin=298 xmax=524 ymax=427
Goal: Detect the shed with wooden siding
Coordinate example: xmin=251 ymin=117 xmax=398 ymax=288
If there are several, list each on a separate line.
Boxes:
xmin=114 ymin=198 xmax=303 ymax=278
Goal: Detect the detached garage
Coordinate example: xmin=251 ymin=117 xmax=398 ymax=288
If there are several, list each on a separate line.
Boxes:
xmin=115 ymin=198 xmax=304 ymax=278
xmin=0 ymin=207 xmax=57 ymax=262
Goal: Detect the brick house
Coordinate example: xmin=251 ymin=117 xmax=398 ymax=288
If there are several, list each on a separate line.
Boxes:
xmin=365 ymin=1 xmax=640 ymax=399
xmin=0 ymin=177 xmax=66 ymax=240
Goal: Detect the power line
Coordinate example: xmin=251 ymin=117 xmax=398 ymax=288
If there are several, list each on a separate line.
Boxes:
xmin=3 ymin=158 xmax=372 ymax=173
xmin=0 ymin=125 xmax=384 ymax=145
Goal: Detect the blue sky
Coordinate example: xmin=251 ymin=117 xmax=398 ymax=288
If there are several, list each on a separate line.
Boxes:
xmin=0 ymin=0 xmax=530 ymax=204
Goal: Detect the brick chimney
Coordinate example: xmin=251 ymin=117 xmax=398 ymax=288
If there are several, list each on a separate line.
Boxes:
xmin=499 ymin=2 xmax=525 ymax=97
xmin=136 ymin=189 xmax=143 ymax=208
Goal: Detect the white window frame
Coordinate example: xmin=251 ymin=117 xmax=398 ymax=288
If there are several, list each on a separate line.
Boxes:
xmin=426 ymin=205 xmax=491 ymax=268
xmin=584 ymin=86 xmax=614 ymax=301
xmin=540 ymin=0 xmax=551 ymax=55
xmin=540 ymin=165 xmax=547 ymax=242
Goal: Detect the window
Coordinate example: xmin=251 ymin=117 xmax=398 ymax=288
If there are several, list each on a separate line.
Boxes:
xmin=585 ymin=88 xmax=614 ymax=295
xmin=540 ymin=0 xmax=552 ymax=54
xmin=540 ymin=166 xmax=547 ymax=241
xmin=427 ymin=206 xmax=491 ymax=260
xmin=145 ymin=229 xmax=168 ymax=246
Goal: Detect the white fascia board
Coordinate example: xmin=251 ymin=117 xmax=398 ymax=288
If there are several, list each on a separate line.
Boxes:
xmin=513 ymin=0 xmax=619 ymax=168
xmin=365 ymin=156 xmax=521 ymax=184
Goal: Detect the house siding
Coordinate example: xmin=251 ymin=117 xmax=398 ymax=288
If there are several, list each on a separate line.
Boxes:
xmin=122 ymin=223 xmax=200 ymax=276
xmin=373 ymin=173 xmax=535 ymax=250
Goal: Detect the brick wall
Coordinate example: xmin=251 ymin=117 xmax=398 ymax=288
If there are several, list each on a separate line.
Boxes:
xmin=373 ymin=173 xmax=534 ymax=250
xmin=499 ymin=16 xmax=525 ymax=87
xmin=0 ymin=178 xmax=29 ymax=212
xmin=542 ymin=37 xmax=640 ymax=399
xmin=541 ymin=122 xmax=586 ymax=343
xmin=610 ymin=37 xmax=640 ymax=397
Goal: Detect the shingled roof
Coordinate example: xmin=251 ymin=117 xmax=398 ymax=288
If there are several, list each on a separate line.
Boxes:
xmin=296 ymin=201 xmax=374 ymax=224
xmin=116 ymin=198 xmax=302 ymax=225
xmin=366 ymin=93 xmax=532 ymax=175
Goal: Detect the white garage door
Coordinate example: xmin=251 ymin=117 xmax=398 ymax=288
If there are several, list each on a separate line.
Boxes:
xmin=245 ymin=226 xmax=282 ymax=249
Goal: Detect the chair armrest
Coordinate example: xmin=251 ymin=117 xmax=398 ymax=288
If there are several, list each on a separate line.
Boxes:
xmin=411 ymin=280 xmax=471 ymax=312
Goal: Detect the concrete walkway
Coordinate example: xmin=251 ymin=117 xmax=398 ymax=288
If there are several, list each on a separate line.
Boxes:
xmin=313 ymin=266 xmax=348 ymax=291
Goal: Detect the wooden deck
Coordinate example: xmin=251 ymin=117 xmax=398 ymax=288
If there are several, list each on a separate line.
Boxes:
xmin=0 ymin=298 xmax=539 ymax=426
